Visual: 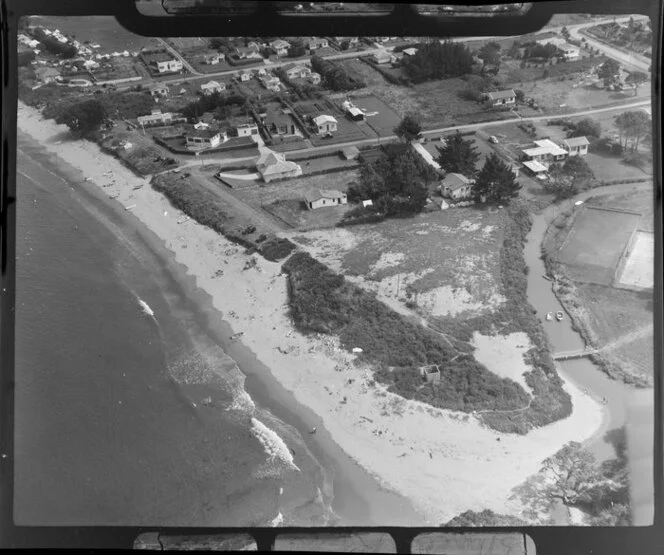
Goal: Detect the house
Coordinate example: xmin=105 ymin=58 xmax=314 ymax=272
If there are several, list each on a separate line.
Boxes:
xmin=235 ymin=120 xmax=259 ymax=137
xmin=284 ymin=63 xmax=311 ymax=80
xmin=83 ymin=59 xmax=100 ymax=70
xmin=204 ymin=53 xmax=223 ymax=65
xmin=270 ymin=39 xmax=291 ymax=56
xmin=35 ymin=66 xmax=61 ymax=84
xmin=335 ymin=36 xmax=359 ymax=45
xmin=342 ymin=100 xmax=365 ymax=121
xmin=304 ymin=189 xmax=348 ymax=210
xmin=234 ymin=46 xmax=262 ymax=60
xmin=239 ymin=70 xmax=253 ymax=82
xmin=563 ymin=136 xmax=590 ymax=156
xmin=371 ymin=50 xmax=393 ymax=64
xmin=522 ymin=139 xmax=568 ymax=166
xmin=149 ymin=83 xmax=170 ymax=98
xmin=522 ymin=159 xmax=549 ymax=178
xmin=255 ymin=146 xmax=302 ymax=183
xmin=313 ymin=114 xmax=338 ymax=136
xmin=260 ymin=75 xmax=281 ymax=92
xmin=440 ymin=173 xmax=475 ymax=200
xmin=306 ymin=37 xmax=329 ymax=50
xmin=535 ymin=37 xmax=580 ymax=61
xmin=264 ymin=111 xmax=295 ymax=135
xmin=184 ymin=128 xmax=227 ymax=150
xmin=309 ymin=72 xmax=321 ymax=85
xmin=200 ymin=80 xmax=225 ymax=95
xmin=144 ymin=51 xmax=183 ymax=74
xmin=402 ymin=47 xmax=418 ymax=57
xmin=486 ymin=89 xmax=516 ymax=107
xmin=137 ymin=109 xmax=186 ymax=127
xmin=257 ymin=67 xmax=267 ymax=76
xmin=247 ymin=41 xmax=262 ymax=52
xmin=341 ymin=146 xmax=360 ymax=160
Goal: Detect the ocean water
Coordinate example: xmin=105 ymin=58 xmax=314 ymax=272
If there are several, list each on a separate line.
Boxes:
xmin=13 ymin=136 xmax=327 ymax=526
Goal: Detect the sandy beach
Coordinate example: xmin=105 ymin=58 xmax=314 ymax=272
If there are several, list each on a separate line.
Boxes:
xmin=17 ymin=102 xmax=606 ymax=525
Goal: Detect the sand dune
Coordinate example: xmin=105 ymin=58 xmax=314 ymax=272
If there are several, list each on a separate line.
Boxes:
xmin=17 ymin=102 xmax=606 ymax=525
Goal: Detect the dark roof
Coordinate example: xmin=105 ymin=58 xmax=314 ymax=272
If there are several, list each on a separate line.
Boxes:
xmin=186 ymin=128 xmax=222 ymax=139
xmin=487 ymin=89 xmax=516 ymax=100
xmin=144 ymin=51 xmax=176 ymax=63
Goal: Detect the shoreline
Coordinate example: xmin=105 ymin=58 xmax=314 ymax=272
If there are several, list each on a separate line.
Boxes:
xmin=17 ymin=102 xmax=606 ymax=525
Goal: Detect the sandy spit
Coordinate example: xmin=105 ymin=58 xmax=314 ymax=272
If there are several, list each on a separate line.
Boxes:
xmin=17 ymin=103 xmax=606 ymax=525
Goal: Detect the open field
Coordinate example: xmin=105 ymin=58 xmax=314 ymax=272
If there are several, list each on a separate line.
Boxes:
xmin=575 ymin=283 xmax=654 ymax=383
xmin=288 ymin=207 xmax=506 ymax=320
xmin=354 ymin=95 xmax=402 ymax=137
xmin=558 ymin=206 xmax=640 ymax=285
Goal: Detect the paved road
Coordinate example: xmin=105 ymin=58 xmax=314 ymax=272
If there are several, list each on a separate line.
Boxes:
xmin=571 ymin=25 xmax=651 ymax=73
xmin=165 ymin=99 xmax=651 ymax=172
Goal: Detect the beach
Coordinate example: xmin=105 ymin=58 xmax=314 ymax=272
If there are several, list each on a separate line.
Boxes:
xmin=17 ymin=102 xmax=606 ymax=524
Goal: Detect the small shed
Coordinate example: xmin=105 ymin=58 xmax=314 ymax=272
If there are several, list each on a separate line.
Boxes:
xmin=304 ymin=189 xmax=348 ymax=210
xmin=341 ymin=146 xmax=360 ymax=160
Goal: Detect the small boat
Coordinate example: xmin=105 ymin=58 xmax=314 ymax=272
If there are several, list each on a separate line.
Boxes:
xmin=177 ymin=216 xmax=190 ymax=224
xmin=555 ymin=311 xmax=564 ymax=321
xmin=545 ymin=312 xmax=553 ymax=321
xmin=230 ymin=332 xmax=244 ymax=340
xmin=124 ymin=204 xmax=136 ymax=211
xmin=542 ymin=274 xmax=553 ymax=281
xmin=132 ymin=183 xmax=144 ymax=190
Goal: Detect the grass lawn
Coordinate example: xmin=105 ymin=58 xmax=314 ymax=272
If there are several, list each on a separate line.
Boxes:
xmin=290 ymin=207 xmax=507 ymax=320
xmin=353 ymin=95 xmax=402 ymax=137
xmin=235 ymin=170 xmax=358 ymax=230
xmin=557 ymin=206 xmax=640 ymax=285
xmin=575 ymin=283 xmax=654 ymax=382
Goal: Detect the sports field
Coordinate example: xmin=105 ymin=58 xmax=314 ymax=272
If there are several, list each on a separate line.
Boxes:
xmin=558 ymin=206 xmax=640 ymax=285
xmin=615 ymin=231 xmax=654 ymax=290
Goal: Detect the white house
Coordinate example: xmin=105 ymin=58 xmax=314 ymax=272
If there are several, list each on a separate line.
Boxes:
xmin=522 ymin=139 xmax=568 ymax=166
xmin=313 ymin=114 xmax=338 ymax=136
xmin=260 ymin=75 xmax=281 ymax=91
xmin=145 ymin=52 xmax=183 ymax=74
xmin=235 ymin=121 xmax=259 ymax=137
xmin=304 ymin=189 xmax=348 ymax=210
xmin=535 ymin=37 xmax=580 ymax=61
xmin=201 ymin=80 xmax=225 ymax=95
xmin=149 ymin=83 xmax=170 ymax=98
xmin=309 ymin=72 xmax=321 ymax=85
xmin=234 ymin=46 xmax=262 ymax=60
xmin=306 ymin=37 xmax=329 ymax=50
xmin=204 ymin=53 xmax=224 ymax=65
xmin=440 ymin=173 xmax=475 ymax=200
xmin=563 ymin=136 xmax=590 ymax=156
xmin=284 ymin=63 xmax=311 ymax=80
xmin=486 ymin=89 xmax=516 ymax=107
xmin=371 ymin=50 xmax=393 ymax=65
xmin=239 ymin=70 xmax=253 ymax=82
xmin=335 ymin=36 xmax=359 ymax=45
xmin=185 ymin=129 xmax=227 ymax=150
xmin=137 ymin=109 xmax=185 ymax=127
xmin=402 ymin=47 xmax=418 ymax=57
xmin=256 ymin=146 xmax=302 ymax=182
xmin=270 ymin=39 xmax=291 ymax=57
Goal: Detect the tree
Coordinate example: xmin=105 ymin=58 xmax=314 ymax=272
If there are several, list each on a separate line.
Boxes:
xmin=18 ymin=50 xmax=36 ymax=67
xmin=507 ymin=40 xmax=522 ymax=59
xmin=436 ymin=131 xmax=480 ymax=177
xmin=209 ymin=38 xmax=229 ymax=51
xmin=545 ymin=156 xmax=594 ymax=200
xmin=510 ymin=442 xmax=607 ymax=519
xmin=514 ymin=89 xmax=525 ymax=102
xmin=561 ymin=26 xmax=570 ymax=39
xmin=597 ymin=58 xmax=621 ymax=80
xmin=402 ymin=40 xmax=474 ymax=83
xmin=339 ymin=40 xmax=350 ymax=51
xmin=288 ymin=39 xmax=307 ymax=58
xmin=474 ymin=153 xmax=521 ymax=204
xmin=478 ymin=42 xmax=501 ymax=73
xmin=625 ymin=71 xmax=649 ymax=96
xmin=615 ymin=110 xmax=651 ymax=151
xmin=568 ymin=117 xmax=601 ymax=139
xmin=55 ymin=99 xmax=108 ymax=135
xmin=443 ymin=509 xmax=530 ymax=527
xmin=394 ymin=113 xmax=422 ymax=142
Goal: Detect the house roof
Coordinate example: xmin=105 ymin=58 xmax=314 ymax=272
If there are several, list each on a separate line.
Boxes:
xmin=342 ymin=146 xmax=360 ymax=157
xmin=441 ymin=173 xmax=473 ymax=190
xmin=313 ymin=114 xmax=337 ymax=125
xmin=522 ymin=160 xmax=548 ymax=173
xmin=270 ymin=39 xmax=290 ymax=48
xmin=403 ymin=47 xmax=418 ymax=56
xmin=347 ymin=107 xmax=364 ymax=117
xmin=256 ymin=148 xmax=301 ymax=176
xmin=564 ymin=136 xmax=590 ymax=147
xmin=186 ymin=128 xmax=222 ymax=139
xmin=202 ymin=80 xmax=223 ymax=88
xmin=304 ymin=189 xmax=346 ymax=203
xmin=267 ymin=112 xmax=291 ymax=127
xmin=150 ymin=82 xmax=169 ymax=91
xmin=529 ymin=139 xmax=568 ymax=156
xmin=487 ymin=89 xmax=516 ymax=100
xmin=372 ymin=50 xmax=391 ymax=60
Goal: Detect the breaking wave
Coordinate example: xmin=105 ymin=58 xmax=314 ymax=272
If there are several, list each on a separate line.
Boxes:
xmin=251 ymin=417 xmax=300 ymax=472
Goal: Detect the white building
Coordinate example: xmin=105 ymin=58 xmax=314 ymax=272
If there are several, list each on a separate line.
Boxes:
xmin=440 ymin=173 xmax=474 ymax=200
xmin=522 ymin=139 xmax=568 ymax=167
xmin=313 ymin=114 xmax=338 ymax=136
xmin=200 ymin=80 xmax=226 ymax=95
xmin=563 ymin=136 xmax=590 ymax=156
xmin=255 ymin=146 xmax=302 ymax=183
xmin=304 ymin=189 xmax=348 ymax=210
xmin=185 ymin=129 xmax=227 ymax=150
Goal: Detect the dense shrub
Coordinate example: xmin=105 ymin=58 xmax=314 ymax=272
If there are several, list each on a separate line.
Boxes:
xmin=401 ymin=40 xmax=474 ymax=83
xmin=260 ymin=237 xmax=297 ymax=261
xmin=32 ymin=27 xmax=77 ymax=58
xmin=310 ymin=55 xmax=365 ymax=91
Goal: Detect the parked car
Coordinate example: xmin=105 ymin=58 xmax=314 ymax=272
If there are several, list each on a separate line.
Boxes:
xmin=489 ymin=135 xmax=499 ymax=144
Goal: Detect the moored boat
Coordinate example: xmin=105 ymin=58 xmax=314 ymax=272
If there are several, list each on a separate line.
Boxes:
xmin=555 ymin=311 xmax=564 ymax=321
xmin=545 ymin=312 xmax=553 ymax=321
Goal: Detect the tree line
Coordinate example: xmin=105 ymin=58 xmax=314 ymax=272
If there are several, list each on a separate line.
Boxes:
xmin=31 ymin=27 xmax=77 ymax=58
xmin=401 ymin=40 xmax=475 ymax=83
xmin=310 ymin=55 xmax=366 ymax=91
